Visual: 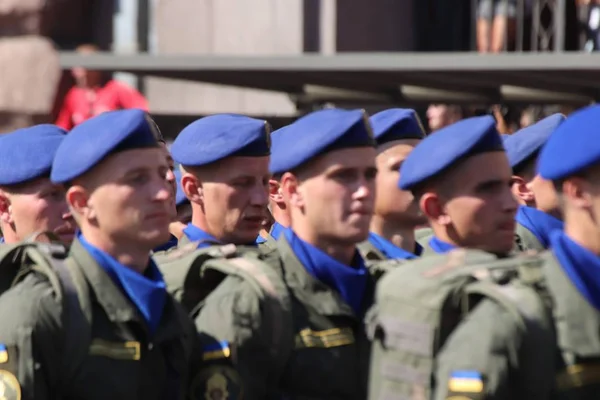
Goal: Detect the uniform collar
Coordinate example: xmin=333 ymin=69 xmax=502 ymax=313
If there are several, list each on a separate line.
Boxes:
xmin=282 ymin=229 xmax=369 ymax=316
xmin=428 ymin=236 xmax=456 ymax=254
xmin=70 ymin=237 xmax=186 ymax=342
xmin=368 ymin=232 xmax=419 ymax=260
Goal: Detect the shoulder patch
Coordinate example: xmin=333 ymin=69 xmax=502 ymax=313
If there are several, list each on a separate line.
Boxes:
xmin=447 ymin=370 xmax=484 ymax=397
xmin=0 ymin=369 xmax=21 ymax=400
xmin=202 ymin=340 xmax=231 ymax=361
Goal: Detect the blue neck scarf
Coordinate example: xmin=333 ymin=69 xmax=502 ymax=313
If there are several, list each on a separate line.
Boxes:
xmin=515 ymin=206 xmax=564 ymax=249
xmin=551 ymin=230 xmax=600 ymax=310
xmin=429 ymin=236 xmax=456 ymax=254
xmin=78 ymin=233 xmax=167 ymax=334
xmin=183 ymin=224 xmax=221 ymax=249
xmin=368 ymin=232 xmax=419 ymax=260
xmin=256 ymin=221 xmax=286 ymax=244
xmin=153 ymin=235 xmax=178 ymax=253
xmin=284 ymin=229 xmax=368 ymax=316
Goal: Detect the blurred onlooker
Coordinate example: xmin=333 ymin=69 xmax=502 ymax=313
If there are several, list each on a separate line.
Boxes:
xmin=520 ymin=106 xmax=537 ymax=128
xmin=579 ymin=0 xmax=600 ymax=51
xmin=426 ymin=104 xmax=464 ymax=132
xmin=492 ymin=104 xmax=522 ymax=134
xmin=476 ymin=0 xmax=517 ymax=52
xmin=55 ymin=44 xmax=149 ymax=130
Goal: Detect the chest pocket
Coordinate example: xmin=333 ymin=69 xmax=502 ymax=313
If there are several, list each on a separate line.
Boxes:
xmin=556 ymin=362 xmax=600 ymax=400
xmin=76 ymin=335 xmax=142 ymax=400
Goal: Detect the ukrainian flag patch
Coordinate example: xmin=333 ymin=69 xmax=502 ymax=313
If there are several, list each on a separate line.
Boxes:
xmin=448 ymin=370 xmax=484 ymax=393
xmin=202 ymin=340 xmax=231 ymax=361
xmin=0 ymin=344 xmax=7 ymax=364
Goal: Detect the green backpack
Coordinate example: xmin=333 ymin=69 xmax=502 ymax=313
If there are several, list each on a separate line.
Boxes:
xmin=156 ymin=242 xmax=294 ymax=374
xmin=366 ymin=248 xmax=554 ymax=399
xmin=0 ymin=237 xmax=94 ymax=396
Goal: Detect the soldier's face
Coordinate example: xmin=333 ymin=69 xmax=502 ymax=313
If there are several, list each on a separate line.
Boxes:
xmin=375 ymin=140 xmax=426 ymax=227
xmin=159 ymin=143 xmax=177 ymax=220
xmin=528 ymin=174 xmax=561 ymax=218
xmin=437 ymin=152 xmax=517 ymax=254
xmin=289 ymin=147 xmax=377 ymax=245
xmin=0 ymin=178 xmax=75 ymax=243
xmin=72 ymin=148 xmax=173 ymax=248
xmin=198 ymin=156 xmax=270 ymax=244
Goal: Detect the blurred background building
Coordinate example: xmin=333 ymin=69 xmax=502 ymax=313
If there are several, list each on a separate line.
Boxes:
xmin=0 ymin=0 xmax=596 ymax=137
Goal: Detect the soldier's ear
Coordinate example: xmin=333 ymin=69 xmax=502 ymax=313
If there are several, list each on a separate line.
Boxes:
xmin=182 ymin=172 xmax=202 ymax=204
xmin=281 ymin=173 xmax=302 ymax=208
xmin=512 ymin=176 xmax=534 ymax=205
xmin=562 ymin=177 xmax=591 ymax=210
xmin=268 ymin=179 xmax=285 ymax=204
xmin=420 ymin=192 xmax=447 ymax=224
xmin=65 ymin=185 xmax=93 ymax=221
xmin=0 ymin=191 xmax=12 ymax=224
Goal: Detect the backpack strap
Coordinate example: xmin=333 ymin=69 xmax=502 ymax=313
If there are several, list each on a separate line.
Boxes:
xmin=22 ymin=230 xmax=62 ymax=244
xmin=201 ymin=253 xmax=294 ymax=381
xmin=23 ymin=246 xmax=92 ymax=393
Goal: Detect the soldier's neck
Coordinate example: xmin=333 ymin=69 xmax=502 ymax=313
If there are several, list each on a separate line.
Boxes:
xmin=292 ymin=226 xmax=356 ymax=266
xmin=80 ymin=231 xmax=151 ymax=274
xmin=564 ymin=220 xmax=600 ymax=256
xmin=271 ymin=207 xmax=291 ymax=228
xmin=370 ymin=215 xmax=416 ymax=253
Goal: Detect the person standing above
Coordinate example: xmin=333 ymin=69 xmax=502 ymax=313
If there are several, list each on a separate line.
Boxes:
xmin=55 ymin=44 xmax=149 ymax=130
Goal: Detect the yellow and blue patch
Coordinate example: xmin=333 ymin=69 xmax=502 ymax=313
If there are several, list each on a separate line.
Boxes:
xmin=0 ymin=344 xmax=7 ymax=364
xmin=448 ymin=370 xmax=484 ymax=393
xmin=202 ymin=340 xmax=231 ymax=361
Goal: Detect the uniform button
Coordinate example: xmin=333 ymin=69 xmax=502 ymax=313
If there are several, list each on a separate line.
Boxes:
xmin=148 ymin=343 xmax=154 ymax=350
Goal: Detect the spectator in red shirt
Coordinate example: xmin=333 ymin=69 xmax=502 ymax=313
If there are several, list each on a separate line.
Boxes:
xmin=55 ymin=44 xmax=149 ymax=130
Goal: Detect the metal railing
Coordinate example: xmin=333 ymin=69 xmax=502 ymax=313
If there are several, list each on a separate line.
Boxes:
xmin=471 ymin=0 xmax=567 ymax=52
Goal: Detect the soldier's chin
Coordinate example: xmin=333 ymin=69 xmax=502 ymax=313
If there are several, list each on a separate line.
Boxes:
xmin=141 ymin=229 xmax=172 ymax=248
xmin=343 ymin=227 xmax=370 ymax=244
xmin=486 ymin=241 xmax=514 ymax=256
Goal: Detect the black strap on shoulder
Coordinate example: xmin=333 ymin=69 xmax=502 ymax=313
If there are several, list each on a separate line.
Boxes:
xmin=28 ymin=249 xmax=92 ymax=395
xmin=52 ymin=257 xmax=92 ymax=382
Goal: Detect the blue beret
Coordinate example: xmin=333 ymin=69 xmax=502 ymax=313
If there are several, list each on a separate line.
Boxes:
xmin=51 ymin=109 xmax=159 ymax=183
xmin=269 ymin=108 xmax=375 ymax=175
xmin=173 ymin=169 xmax=189 ymax=207
xmin=370 ymin=108 xmax=425 ymax=145
xmin=399 ymin=115 xmax=503 ymax=190
xmin=0 ymin=124 xmax=66 ymax=186
xmin=538 ymin=105 xmax=600 ymax=180
xmin=171 ymin=114 xmax=270 ymax=167
xmin=504 ymin=113 xmax=564 ymax=173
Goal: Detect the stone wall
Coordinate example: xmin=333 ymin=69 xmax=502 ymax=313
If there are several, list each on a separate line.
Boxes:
xmin=144 ymin=0 xmax=302 ymax=117
xmin=0 ymin=0 xmax=61 ymax=133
